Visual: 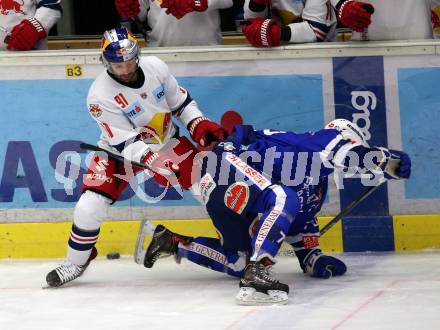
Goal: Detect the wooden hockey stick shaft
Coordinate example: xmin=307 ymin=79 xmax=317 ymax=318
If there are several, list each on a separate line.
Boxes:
xmin=320 ymin=180 xmax=386 ymax=236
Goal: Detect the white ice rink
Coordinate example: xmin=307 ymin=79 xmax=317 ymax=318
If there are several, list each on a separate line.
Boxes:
xmin=1 ymin=252 xmax=440 ymax=330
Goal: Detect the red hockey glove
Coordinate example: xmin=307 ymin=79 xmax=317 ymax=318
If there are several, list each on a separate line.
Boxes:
xmin=143 ymin=137 xmax=199 ymax=189
xmin=143 ymin=151 xmax=179 ymax=188
xmin=161 ymin=0 xmax=208 ymax=20
xmin=188 ymin=117 xmax=227 ymax=147
xmin=241 ymin=18 xmax=281 ymax=48
xmin=170 ymin=136 xmax=199 ymax=189
xmin=115 ymin=0 xmax=140 ymax=18
xmin=338 ymin=0 xmax=374 ymax=32
xmin=7 ymin=18 xmax=47 ymax=50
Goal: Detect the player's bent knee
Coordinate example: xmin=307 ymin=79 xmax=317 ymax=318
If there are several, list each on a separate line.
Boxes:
xmin=73 ymin=190 xmax=112 ymax=230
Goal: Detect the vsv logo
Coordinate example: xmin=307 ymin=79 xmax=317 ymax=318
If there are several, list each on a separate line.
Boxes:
xmin=350 ymin=91 xmax=377 ymax=141
xmin=0 ymin=0 xmax=25 ymax=15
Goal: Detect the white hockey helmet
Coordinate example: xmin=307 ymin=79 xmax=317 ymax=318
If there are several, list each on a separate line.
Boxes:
xmin=325 ymin=118 xmax=369 ymax=147
xmin=100 ymin=27 xmax=140 ymax=73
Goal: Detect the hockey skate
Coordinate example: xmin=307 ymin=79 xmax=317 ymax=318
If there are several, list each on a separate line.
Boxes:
xmin=45 ymin=246 xmax=97 ymax=288
xmin=143 ymin=225 xmax=193 ymax=268
xmin=236 ymin=259 xmax=289 ymax=305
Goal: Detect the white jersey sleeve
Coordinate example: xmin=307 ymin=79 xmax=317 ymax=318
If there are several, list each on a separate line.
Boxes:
xmin=0 ymin=0 xmax=62 ymax=50
xmin=244 ymin=0 xmax=337 ymax=42
xmin=34 ymin=0 xmax=62 ymax=32
xmin=350 ymin=0 xmax=433 ymax=40
xmin=298 ymin=0 xmax=337 ymax=42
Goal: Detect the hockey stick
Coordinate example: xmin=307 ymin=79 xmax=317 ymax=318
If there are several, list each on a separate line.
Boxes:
xmin=132 ymin=17 xmax=149 ymax=42
xmin=320 ymin=180 xmax=386 ymax=236
xmin=79 ymin=142 xmax=172 ymax=176
xmin=80 ymin=142 xmax=149 ymax=169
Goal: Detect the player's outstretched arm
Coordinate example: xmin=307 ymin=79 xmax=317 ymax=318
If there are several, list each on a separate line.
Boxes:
xmin=324 ymin=119 xmax=411 ymax=180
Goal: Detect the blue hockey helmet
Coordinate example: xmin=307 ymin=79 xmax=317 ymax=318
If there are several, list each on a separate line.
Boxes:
xmin=101 ymin=27 xmax=140 ymax=72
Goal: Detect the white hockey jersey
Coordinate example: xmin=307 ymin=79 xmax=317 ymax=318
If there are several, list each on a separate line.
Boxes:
xmin=137 ymin=0 xmax=233 ymax=47
xmin=244 ymin=0 xmax=337 ymax=43
xmin=87 ymin=56 xmax=204 ymax=163
xmin=349 ymin=0 xmax=440 ymax=40
xmin=0 ymin=0 xmax=62 ymax=50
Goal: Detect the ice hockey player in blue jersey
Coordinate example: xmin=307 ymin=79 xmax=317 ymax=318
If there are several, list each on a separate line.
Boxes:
xmin=141 ymin=119 xmax=411 ymax=305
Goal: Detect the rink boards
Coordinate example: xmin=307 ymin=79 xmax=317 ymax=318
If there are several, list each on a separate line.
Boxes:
xmin=1 ymin=215 xmax=440 ymax=258
xmin=0 ymin=42 xmax=440 ymax=257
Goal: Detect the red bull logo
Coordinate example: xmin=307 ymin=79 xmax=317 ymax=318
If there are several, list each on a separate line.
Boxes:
xmin=0 ymin=0 xmax=25 ymax=15
xmin=89 ymin=104 xmax=102 ymax=118
xmin=116 ymin=47 xmax=127 ymax=56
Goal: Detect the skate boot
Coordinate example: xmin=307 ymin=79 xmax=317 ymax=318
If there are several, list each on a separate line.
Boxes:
xmin=236 ymin=259 xmax=289 ymax=305
xmin=46 ymin=246 xmax=97 ymax=287
xmin=144 ymin=225 xmax=193 ymax=268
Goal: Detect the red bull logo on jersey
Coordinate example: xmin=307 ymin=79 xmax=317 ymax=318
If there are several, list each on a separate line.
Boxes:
xmin=0 ymin=0 xmax=24 ymax=15
xmin=224 ymin=182 xmax=249 ymax=214
xmin=89 ymin=104 xmax=102 ymax=118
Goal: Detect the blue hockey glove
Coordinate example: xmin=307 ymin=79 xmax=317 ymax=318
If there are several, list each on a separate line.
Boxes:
xmin=377 ymin=148 xmax=411 ymax=180
xmin=304 ymin=250 xmax=347 ymax=279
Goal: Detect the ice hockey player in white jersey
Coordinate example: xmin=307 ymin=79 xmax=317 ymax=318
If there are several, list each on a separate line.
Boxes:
xmin=0 ymin=0 xmax=62 ymax=50
xmin=45 ymin=27 xmax=226 ymax=287
xmin=347 ymin=0 xmax=440 ymax=40
xmin=114 ymin=0 xmax=233 ymax=46
xmin=241 ymin=0 xmax=338 ymax=47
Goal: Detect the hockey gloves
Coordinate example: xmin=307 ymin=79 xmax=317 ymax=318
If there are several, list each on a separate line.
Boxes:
xmin=189 ymin=117 xmax=227 ymax=148
xmin=161 ymin=0 xmax=208 ymax=20
xmin=337 ymin=0 xmax=374 ymax=32
xmin=115 ymin=0 xmax=141 ymax=18
xmin=6 ymin=18 xmax=47 ymax=50
xmin=304 ymin=250 xmax=347 ymax=279
xmin=241 ymin=18 xmax=281 ymax=48
xmin=142 ymin=137 xmax=199 ymax=189
xmin=376 ymin=148 xmax=411 ymax=180
xmin=143 ymin=150 xmax=178 ymax=187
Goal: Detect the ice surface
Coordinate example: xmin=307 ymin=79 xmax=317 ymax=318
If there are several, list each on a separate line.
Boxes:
xmin=1 ymin=252 xmax=440 ymax=330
